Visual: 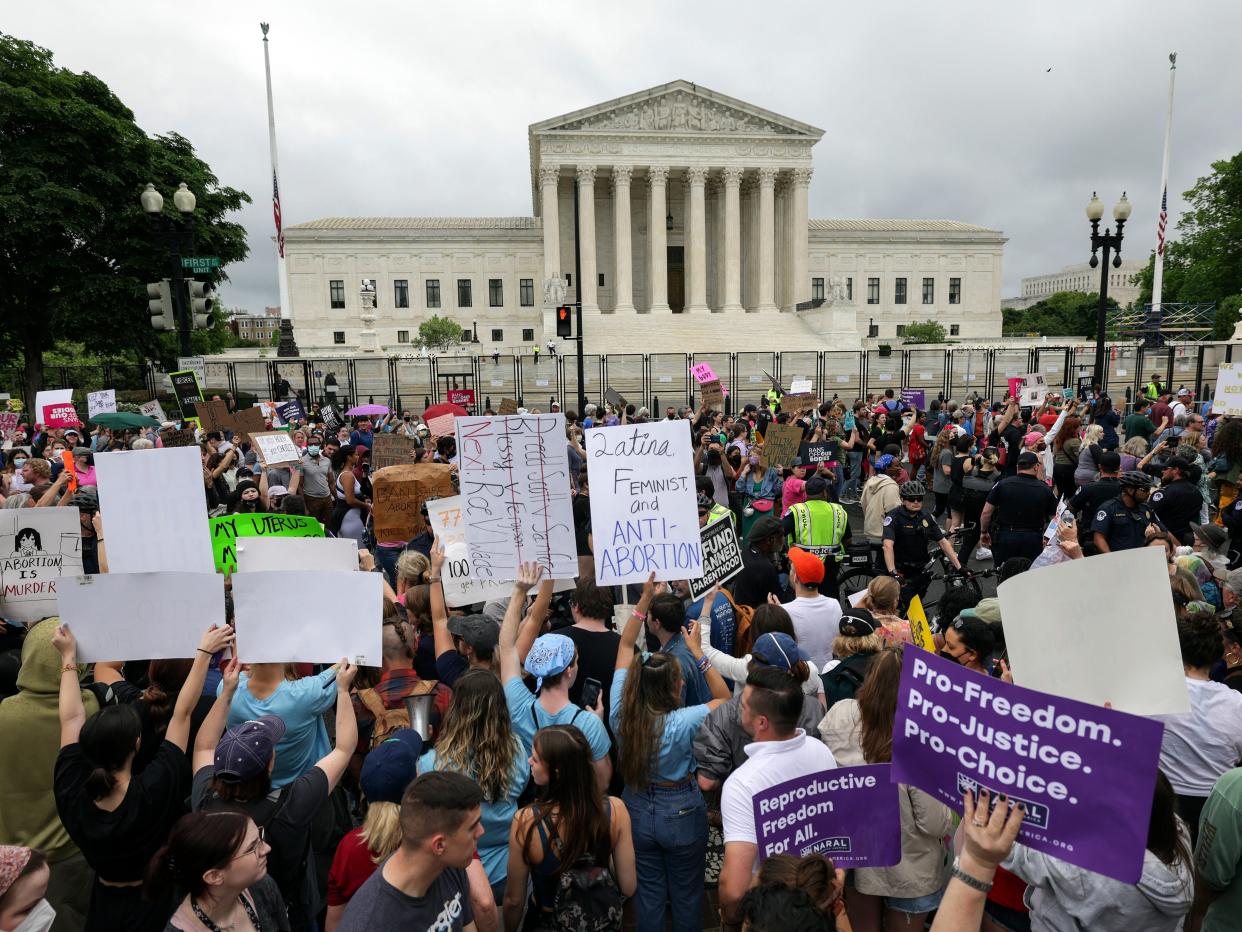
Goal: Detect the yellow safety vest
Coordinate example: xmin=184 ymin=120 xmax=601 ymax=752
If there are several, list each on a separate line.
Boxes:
xmin=787 ymin=500 xmax=848 ymax=560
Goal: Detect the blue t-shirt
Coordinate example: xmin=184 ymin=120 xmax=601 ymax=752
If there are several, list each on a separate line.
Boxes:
xmin=661 ymin=632 xmax=710 ymax=707
xmin=222 ymin=667 xmax=336 ymax=789
xmin=608 ymin=667 xmax=712 ymax=783
xmin=418 ymin=747 xmax=528 ymax=885
xmin=687 ymin=593 xmax=736 ymax=657
xmin=503 ymin=677 xmax=611 ymax=761
xmin=349 ymin=429 xmax=374 ymax=450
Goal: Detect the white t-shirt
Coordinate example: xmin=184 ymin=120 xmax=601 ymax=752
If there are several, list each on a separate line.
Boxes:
xmin=1154 ymin=677 xmax=1242 ymax=796
xmin=783 ymin=594 xmax=842 ymax=671
xmin=721 ymin=731 xmax=838 ymax=858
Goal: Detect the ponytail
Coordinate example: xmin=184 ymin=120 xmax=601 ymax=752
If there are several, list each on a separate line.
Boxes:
xmin=78 ymin=704 xmax=142 ymax=800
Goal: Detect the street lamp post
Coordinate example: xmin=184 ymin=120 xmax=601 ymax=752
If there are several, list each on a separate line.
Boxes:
xmin=142 ymin=182 xmax=198 ymax=357
xmin=1086 ymin=191 xmax=1131 ymax=392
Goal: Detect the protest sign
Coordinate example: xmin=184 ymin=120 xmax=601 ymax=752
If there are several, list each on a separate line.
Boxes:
xmin=139 ymin=400 xmax=168 ymax=424
xmin=604 ymin=387 xmax=627 ymax=410
xmin=498 ymin=398 xmax=519 ymax=415
xmin=426 ymin=412 xmax=457 ymax=437
xmin=1212 ymin=363 xmax=1242 ymax=415
xmin=233 ymin=570 xmax=382 ymax=665
xmin=371 ymin=433 xmax=418 ymax=471
xmin=319 ymin=403 xmax=343 ymax=432
xmin=0 ymin=412 xmax=19 ymax=444
xmin=1006 ymin=376 xmax=1025 ymax=401
xmin=782 ymin=393 xmax=817 ymax=418
xmin=372 ymin=463 xmax=454 ymax=541
xmin=760 ymin=423 xmax=803 ymax=469
xmin=231 ymin=406 xmax=266 ymax=441
xmin=275 ymin=400 xmax=306 ymax=425
xmin=998 ymin=546 xmax=1187 ymax=714
xmin=210 ymin=512 xmax=325 ymax=574
xmin=87 ymin=389 xmax=116 ymax=419
xmin=447 ymin=389 xmax=475 ymax=407
xmin=1020 ymin=372 xmax=1047 ymax=407
xmin=58 ymin=572 xmax=225 ymax=662
xmin=33 ymin=389 xmax=72 ymax=425
xmin=906 ymin=595 xmax=935 ymax=652
xmin=0 ymin=508 xmax=83 ymax=624
xmin=892 ymin=648 xmax=1165 ymax=883
xmin=688 ymin=517 xmax=743 ymax=599
xmin=789 ymin=378 xmax=813 ymax=395
xmin=195 ymin=398 xmax=232 ymax=435
xmin=690 ymin=362 xmax=718 ymax=384
xmin=161 ymin=427 xmax=198 ymax=448
xmin=700 ymin=380 xmax=725 ymax=409
xmin=169 ymin=369 xmax=204 ymax=417
xmin=585 ymin=419 xmax=702 ymax=585
xmin=455 ymin=415 xmax=577 ymax=580
xmin=176 ymin=356 xmax=208 ymax=390
xmin=249 ymin=430 xmax=301 ymax=466
xmin=900 ymin=388 xmax=925 ymax=409
xmin=236 ymin=536 xmax=358 ymax=574
xmin=96 ymin=447 xmax=215 ymax=574
xmin=42 ymin=403 xmax=80 ymax=429
xmin=753 ymin=765 xmax=901 ymax=866
xmin=800 ymin=442 xmax=837 ymax=466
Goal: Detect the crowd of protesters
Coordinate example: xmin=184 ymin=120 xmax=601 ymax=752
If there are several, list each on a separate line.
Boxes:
xmin=0 ymin=369 xmax=1240 ymax=932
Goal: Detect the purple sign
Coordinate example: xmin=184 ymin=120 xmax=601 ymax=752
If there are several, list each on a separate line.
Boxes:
xmin=752 ymin=764 xmax=902 ymax=867
xmin=900 ymin=388 xmax=925 ymax=409
xmin=892 ymin=650 xmax=1164 ymax=883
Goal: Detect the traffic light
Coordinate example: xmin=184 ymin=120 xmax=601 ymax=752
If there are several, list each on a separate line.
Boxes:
xmin=188 ymin=280 xmax=215 ymax=329
xmin=148 ymin=280 xmax=174 ymax=331
xmin=556 ymin=305 xmax=572 ymax=339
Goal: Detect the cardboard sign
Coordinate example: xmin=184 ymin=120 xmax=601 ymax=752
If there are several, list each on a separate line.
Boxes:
xmin=236 ymin=537 xmax=358 ymax=574
xmin=900 ymin=388 xmax=925 ymax=409
xmin=233 ymin=570 xmax=382 ymax=665
xmin=1212 ymin=363 xmax=1242 ymax=416
xmin=455 ymin=415 xmax=577 ymax=580
xmin=249 ymin=430 xmax=301 ymax=466
xmin=585 ymin=419 xmax=702 ymax=585
xmin=209 ymin=512 xmax=325 ymax=574
xmin=425 ymin=412 xmax=457 ymax=437
xmin=906 ymin=595 xmax=935 ymax=652
xmin=371 ymin=463 xmax=455 ymax=541
xmin=498 ymin=398 xmax=519 ymax=416
xmin=34 ymin=389 xmax=73 ymax=426
xmin=319 ymin=403 xmax=343 ymax=432
xmin=169 ymin=369 xmax=204 ymax=416
xmin=688 ymin=517 xmax=744 ymax=599
xmin=752 ymin=765 xmax=901 ymax=866
xmin=139 ymin=400 xmax=168 ymax=424
xmin=800 ymin=442 xmax=838 ymax=466
xmin=42 ymin=403 xmax=80 ymax=429
xmin=371 ymin=433 xmax=418 ymax=471
xmin=783 ymin=393 xmax=817 ymax=418
xmin=700 ymin=380 xmax=725 ymax=409
xmin=447 ymin=389 xmax=475 ymax=406
xmin=691 ymin=362 xmax=718 ymax=384
xmin=161 ymin=428 xmax=198 ymax=448
xmin=275 ymin=400 xmax=306 ymax=425
xmin=0 ymin=507 xmax=84 ymax=624
xmin=892 ymin=649 xmax=1165 ymax=884
xmin=760 ymin=423 xmax=803 ymax=469
xmin=232 ymin=406 xmax=266 ymax=442
xmin=195 ymin=399 xmax=232 ymax=435
xmin=604 ymin=387 xmax=627 ymax=410
xmin=87 ymin=389 xmax=116 ymax=419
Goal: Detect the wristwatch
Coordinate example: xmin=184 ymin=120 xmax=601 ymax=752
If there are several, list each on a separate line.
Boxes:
xmin=951 ymin=857 xmax=993 ymax=893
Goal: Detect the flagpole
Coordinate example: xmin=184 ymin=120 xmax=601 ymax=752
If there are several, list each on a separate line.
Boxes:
xmin=1151 ymin=52 xmax=1177 ymax=319
xmin=262 ymin=22 xmax=299 ymax=356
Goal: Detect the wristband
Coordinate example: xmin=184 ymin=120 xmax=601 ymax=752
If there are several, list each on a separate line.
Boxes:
xmin=951 ymin=857 xmax=994 ymax=893
xmin=697 ymin=655 xmax=711 ymax=673
xmin=428 ymin=575 xmax=442 ymax=582
xmin=197 ymin=648 xmax=213 ymax=656
xmin=62 ymin=663 xmax=77 ymax=673
xmin=631 ymin=610 xmax=648 ymax=621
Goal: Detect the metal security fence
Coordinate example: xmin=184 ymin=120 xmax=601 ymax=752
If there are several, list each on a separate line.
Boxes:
xmin=3 ymin=342 xmax=1235 ymax=415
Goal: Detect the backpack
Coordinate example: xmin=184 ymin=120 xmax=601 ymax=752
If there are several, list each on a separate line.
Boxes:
xmin=534 ymin=803 xmax=625 ymax=932
xmin=820 ymin=653 xmax=874 ymax=709
xmin=357 ymin=681 xmax=438 ymax=749
xmin=719 ymin=587 xmax=756 ymax=659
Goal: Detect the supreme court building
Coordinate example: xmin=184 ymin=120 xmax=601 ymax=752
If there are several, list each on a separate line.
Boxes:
xmin=283 ymin=81 xmax=1006 ymax=354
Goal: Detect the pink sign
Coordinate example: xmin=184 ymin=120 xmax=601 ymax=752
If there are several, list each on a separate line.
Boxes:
xmin=426 ymin=413 xmax=457 ymax=437
xmin=42 ymin=403 xmax=80 ymax=428
xmin=0 ymin=412 xmax=19 ymax=441
xmin=691 ymin=362 xmax=718 ymax=384
xmin=1007 ymin=377 xmax=1024 ymax=401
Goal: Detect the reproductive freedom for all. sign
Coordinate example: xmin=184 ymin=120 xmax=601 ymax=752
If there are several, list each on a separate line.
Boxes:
xmin=891 ymin=649 xmax=1164 ymax=883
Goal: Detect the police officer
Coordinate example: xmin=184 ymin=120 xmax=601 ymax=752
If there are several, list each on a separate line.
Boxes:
xmin=1149 ymin=455 xmax=1203 ymax=545
xmin=697 ymin=491 xmax=734 ymax=531
xmin=980 ymin=450 xmax=1058 ymax=565
xmin=1092 ymin=471 xmax=1163 ymax=553
xmin=1068 ymin=450 xmax=1122 ymax=554
xmin=782 ymin=475 xmax=850 ymax=597
xmin=883 ymin=479 xmax=961 ymax=610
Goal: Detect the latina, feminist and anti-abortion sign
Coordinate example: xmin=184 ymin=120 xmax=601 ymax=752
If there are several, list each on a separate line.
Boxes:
xmin=752 ymin=765 xmax=902 ymax=866
xmin=210 ymin=512 xmax=325 ymax=574
xmin=586 ymin=419 xmax=702 ymax=585
xmin=455 ymin=414 xmax=577 ymax=580
xmin=0 ymin=508 xmax=84 ymax=624
xmin=891 ymin=649 xmax=1165 ymax=883
xmin=688 ymin=517 xmax=744 ymax=599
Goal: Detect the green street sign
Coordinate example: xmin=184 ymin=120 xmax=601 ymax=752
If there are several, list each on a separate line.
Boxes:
xmin=181 ymin=256 xmax=221 ymax=272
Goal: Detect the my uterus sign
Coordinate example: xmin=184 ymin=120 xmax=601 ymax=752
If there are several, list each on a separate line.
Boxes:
xmin=892 ymin=650 xmax=1164 ymax=884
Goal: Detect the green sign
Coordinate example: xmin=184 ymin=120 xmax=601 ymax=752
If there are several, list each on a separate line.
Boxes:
xmin=181 ymin=256 xmax=221 ymax=272
xmin=210 ymin=512 xmax=324 ymax=573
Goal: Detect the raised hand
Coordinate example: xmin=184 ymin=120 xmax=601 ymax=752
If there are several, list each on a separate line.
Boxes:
xmin=514 ymin=561 xmax=544 ymax=594
xmin=52 ymin=623 xmax=76 ymax=660
xmin=961 ymin=788 xmax=1024 ymax=870
xmin=336 ymin=659 xmax=359 ymax=691
xmin=198 ymin=624 xmax=235 ymax=656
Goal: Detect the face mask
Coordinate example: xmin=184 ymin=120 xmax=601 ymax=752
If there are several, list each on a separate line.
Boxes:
xmin=13 ymin=899 xmax=57 ymax=932
xmin=13 ymin=458 xmax=26 ymax=468
xmin=749 ymin=455 xmax=761 ymax=466
xmin=307 ymin=445 xmax=320 ymax=457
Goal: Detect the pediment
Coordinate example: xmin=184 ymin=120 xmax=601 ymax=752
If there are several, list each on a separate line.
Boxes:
xmin=530 ymin=80 xmax=823 ymax=139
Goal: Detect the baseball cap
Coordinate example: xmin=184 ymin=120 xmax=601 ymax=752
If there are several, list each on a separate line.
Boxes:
xmin=1016 ymin=451 xmax=1039 ymax=468
xmin=214 ymin=715 xmax=286 ymax=781
xmin=1165 ymin=455 xmax=1192 ymax=472
xmin=875 ymin=453 xmax=895 ymax=470
xmin=360 ymin=729 xmax=423 ymax=804
xmin=268 ymin=484 xmax=288 ymax=498
xmin=1177 ymin=388 xmax=1190 ymax=397
xmin=750 ymin=632 xmax=809 ymax=670
xmin=1097 ymin=451 xmax=1121 ymax=472
xmin=805 ymin=476 xmax=829 ymax=496
xmin=790 ymin=456 xmax=804 ymax=467
xmin=747 ymin=514 xmax=782 ymax=544
xmin=447 ymin=614 xmax=500 ymax=653
xmin=838 ymin=608 xmax=879 ymax=637
xmin=787 ymin=546 xmax=826 ymax=585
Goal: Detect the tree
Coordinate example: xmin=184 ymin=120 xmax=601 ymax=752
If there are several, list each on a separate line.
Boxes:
xmin=1002 ymin=291 xmax=1119 ymax=338
xmin=901 ymin=320 xmax=947 ymax=344
xmin=1133 ymin=150 xmax=1242 ymax=309
xmin=0 ymin=34 xmax=250 ymax=404
xmin=415 ymin=316 xmax=464 ymax=353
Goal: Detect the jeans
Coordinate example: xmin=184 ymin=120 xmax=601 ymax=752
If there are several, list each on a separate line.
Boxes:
xmin=845 ymin=451 xmax=864 ymax=497
xmin=622 ymin=780 xmax=708 ymax=932
xmin=374 ymin=544 xmax=404 ymax=589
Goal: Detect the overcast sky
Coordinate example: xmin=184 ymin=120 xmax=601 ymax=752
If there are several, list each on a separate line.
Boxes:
xmin=10 ymin=0 xmax=1242 ymax=313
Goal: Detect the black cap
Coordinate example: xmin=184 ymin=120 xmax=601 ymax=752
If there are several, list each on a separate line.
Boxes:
xmin=839 ymin=608 xmax=878 ymax=637
xmin=1016 ymin=451 xmax=1039 ymax=468
xmin=747 ymin=514 xmax=782 ymax=543
xmin=805 ymin=476 xmax=829 ymax=496
xmin=1165 ymin=455 xmax=1192 ymax=472
xmin=1097 ymin=451 xmax=1121 ymax=472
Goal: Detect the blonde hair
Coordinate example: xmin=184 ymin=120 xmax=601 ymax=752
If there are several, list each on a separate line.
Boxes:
xmin=360 ymin=801 xmax=402 ymax=864
xmin=432 ymin=669 xmax=522 ymax=802
xmin=866 ymin=577 xmax=901 ymax=614
xmin=831 ymin=632 xmax=886 ymax=659
xmin=1082 ymin=424 xmax=1104 ymax=447
xmin=395 ymin=550 xmax=430 ymax=587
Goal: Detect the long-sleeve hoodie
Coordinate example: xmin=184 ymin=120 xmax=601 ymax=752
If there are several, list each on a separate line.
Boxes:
xmin=1003 ymin=833 xmax=1193 ymax=932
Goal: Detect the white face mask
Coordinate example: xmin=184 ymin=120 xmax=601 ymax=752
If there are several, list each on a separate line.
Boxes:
xmin=12 ymin=899 xmax=56 ymax=932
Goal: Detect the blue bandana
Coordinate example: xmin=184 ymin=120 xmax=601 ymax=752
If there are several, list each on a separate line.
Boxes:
xmin=523 ymin=634 xmax=576 ymax=690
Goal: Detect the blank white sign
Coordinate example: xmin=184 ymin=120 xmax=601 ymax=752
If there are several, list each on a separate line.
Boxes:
xmin=236 ymin=537 xmax=358 ymax=573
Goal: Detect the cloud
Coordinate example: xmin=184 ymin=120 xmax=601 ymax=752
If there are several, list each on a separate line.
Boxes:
xmin=9 ymin=0 xmax=1242 ymax=313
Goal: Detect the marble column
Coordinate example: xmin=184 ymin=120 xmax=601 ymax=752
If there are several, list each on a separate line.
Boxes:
xmin=742 ymin=176 xmax=758 ymax=310
xmin=757 ymin=167 xmax=778 ymax=312
xmin=539 ymin=163 xmax=561 ymax=337
xmin=576 ymin=166 xmax=598 ymax=313
xmin=790 ymin=167 xmax=812 ymax=310
xmin=647 ymin=166 xmax=670 ymax=313
xmin=774 ymin=175 xmax=786 ymax=311
xmin=612 ymin=166 xmax=635 ymax=313
xmin=722 ymin=167 xmax=743 ymax=312
xmin=686 ymin=166 xmax=709 ymax=313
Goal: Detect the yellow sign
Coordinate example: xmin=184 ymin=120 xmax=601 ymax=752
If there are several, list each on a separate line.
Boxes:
xmin=907 ymin=595 xmax=936 ymax=652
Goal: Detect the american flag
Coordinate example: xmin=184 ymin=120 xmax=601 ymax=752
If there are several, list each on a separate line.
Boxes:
xmin=272 ymin=169 xmax=284 ymax=258
xmin=1156 ymin=184 xmax=1167 ymax=256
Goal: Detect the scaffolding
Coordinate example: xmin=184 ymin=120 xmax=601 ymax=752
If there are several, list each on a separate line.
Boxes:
xmin=1109 ymin=302 xmax=1216 ymax=346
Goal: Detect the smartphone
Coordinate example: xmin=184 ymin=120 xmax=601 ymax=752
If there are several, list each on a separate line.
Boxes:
xmin=580 ymin=677 xmax=602 ymax=711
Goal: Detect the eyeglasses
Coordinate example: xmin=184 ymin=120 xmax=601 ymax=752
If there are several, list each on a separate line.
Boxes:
xmin=233 ymin=826 xmax=265 ymax=861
